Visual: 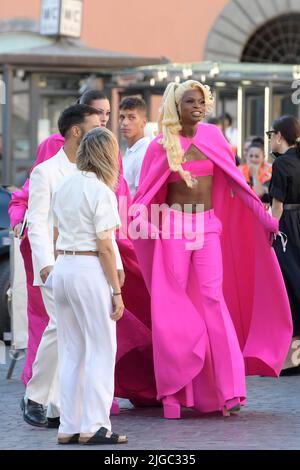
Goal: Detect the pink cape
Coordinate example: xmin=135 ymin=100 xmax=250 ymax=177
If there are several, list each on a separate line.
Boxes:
xmin=131 ymin=123 xmax=292 ymax=406
xmin=9 ymin=134 xmax=65 ymax=228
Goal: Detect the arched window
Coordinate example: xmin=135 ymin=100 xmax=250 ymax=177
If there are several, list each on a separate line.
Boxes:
xmin=241 ymin=14 xmax=300 ymax=64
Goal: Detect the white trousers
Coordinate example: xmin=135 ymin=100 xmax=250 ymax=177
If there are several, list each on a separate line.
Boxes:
xmin=53 ymin=255 xmax=117 ymax=434
xmin=26 ymin=286 xmax=59 ymax=418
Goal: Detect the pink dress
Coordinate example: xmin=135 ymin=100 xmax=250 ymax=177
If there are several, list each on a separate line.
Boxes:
xmin=9 ymin=134 xmax=65 ymax=384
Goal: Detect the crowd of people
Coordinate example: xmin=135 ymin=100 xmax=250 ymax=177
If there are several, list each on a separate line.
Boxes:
xmin=7 ymin=80 xmax=300 ymax=445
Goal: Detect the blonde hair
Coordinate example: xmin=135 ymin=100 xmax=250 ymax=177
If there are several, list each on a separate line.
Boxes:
xmin=158 ymin=80 xmax=214 ymax=187
xmin=77 ymin=127 xmax=119 ymax=191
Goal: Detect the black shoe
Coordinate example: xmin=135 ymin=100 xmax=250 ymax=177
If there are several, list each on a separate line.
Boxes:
xmin=47 ymin=417 xmax=60 ymax=428
xmin=20 ymin=397 xmax=48 ymax=427
xmin=280 ymin=365 xmax=300 ymax=376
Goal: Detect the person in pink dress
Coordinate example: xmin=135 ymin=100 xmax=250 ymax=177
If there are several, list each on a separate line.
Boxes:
xmin=9 ymin=90 xmax=153 ymax=419
xmin=131 ymin=80 xmax=293 ymax=419
xmin=9 ymin=134 xmax=64 ymax=385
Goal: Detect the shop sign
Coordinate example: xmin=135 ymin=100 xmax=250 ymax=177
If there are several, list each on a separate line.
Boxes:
xmin=40 ymin=0 xmax=82 ymax=38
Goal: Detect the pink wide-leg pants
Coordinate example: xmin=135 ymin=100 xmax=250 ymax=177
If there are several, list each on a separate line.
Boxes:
xmin=20 ymin=236 xmax=49 ymax=385
xmin=161 ymin=208 xmax=246 ymax=408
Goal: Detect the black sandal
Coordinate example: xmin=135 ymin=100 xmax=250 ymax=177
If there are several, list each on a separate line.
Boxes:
xmin=79 ymin=427 xmax=128 ymax=445
xmin=57 ymin=433 xmax=80 ymax=445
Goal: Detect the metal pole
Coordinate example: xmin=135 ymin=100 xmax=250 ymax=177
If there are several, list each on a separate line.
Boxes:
xmin=2 ymin=65 xmax=13 ymax=185
xmin=111 ymin=87 xmax=121 ymax=137
xmin=264 ymin=84 xmax=273 ymax=161
xmin=237 ymin=85 xmax=245 ymax=159
xmin=143 ymin=89 xmax=151 ymax=121
xmin=6 ymin=351 xmax=21 ymax=380
xmin=29 ymin=73 xmax=39 ymax=160
xmin=212 ymin=88 xmax=219 ymax=117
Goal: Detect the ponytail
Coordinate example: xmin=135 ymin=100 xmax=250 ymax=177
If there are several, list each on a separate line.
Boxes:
xmin=273 ymin=115 xmax=300 ymax=158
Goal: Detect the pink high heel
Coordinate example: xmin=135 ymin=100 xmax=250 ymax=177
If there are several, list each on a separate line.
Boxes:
xmin=163 ymin=396 xmax=181 ymax=419
xmin=110 ymin=399 xmax=120 ymax=416
xmin=222 ymin=397 xmax=241 ymax=417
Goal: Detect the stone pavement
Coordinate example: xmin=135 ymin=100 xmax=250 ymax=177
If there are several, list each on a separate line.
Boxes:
xmin=0 ymin=347 xmax=299 ymax=450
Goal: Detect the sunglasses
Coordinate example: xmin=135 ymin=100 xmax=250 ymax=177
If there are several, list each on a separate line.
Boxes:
xmin=266 ymin=130 xmax=277 ymax=139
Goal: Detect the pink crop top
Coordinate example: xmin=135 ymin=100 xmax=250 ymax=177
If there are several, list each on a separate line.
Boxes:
xmin=167 ymin=158 xmax=214 ymax=184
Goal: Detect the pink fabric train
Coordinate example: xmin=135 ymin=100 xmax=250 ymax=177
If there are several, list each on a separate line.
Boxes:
xmin=130 ymin=122 xmax=293 ymax=412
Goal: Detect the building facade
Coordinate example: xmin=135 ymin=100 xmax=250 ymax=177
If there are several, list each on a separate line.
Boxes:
xmin=2 ymin=0 xmax=300 ymax=64
xmin=1 ymin=0 xmax=300 ymax=184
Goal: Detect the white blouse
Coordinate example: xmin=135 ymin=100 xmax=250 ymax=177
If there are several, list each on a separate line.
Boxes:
xmin=52 ymin=171 xmax=122 ymax=268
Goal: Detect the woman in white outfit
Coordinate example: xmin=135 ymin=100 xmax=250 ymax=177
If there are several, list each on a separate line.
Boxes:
xmin=52 ymin=127 xmax=128 ymax=445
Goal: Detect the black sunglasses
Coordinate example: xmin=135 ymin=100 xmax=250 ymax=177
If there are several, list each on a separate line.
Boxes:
xmin=266 ymin=130 xmax=277 ymax=139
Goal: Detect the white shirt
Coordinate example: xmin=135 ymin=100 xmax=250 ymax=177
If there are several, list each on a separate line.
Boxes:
xmin=28 ymin=147 xmax=77 ymax=285
xmin=225 ymin=126 xmax=238 ymax=147
xmin=123 ymin=137 xmax=150 ymax=199
xmin=52 ymin=171 xmax=123 ymax=268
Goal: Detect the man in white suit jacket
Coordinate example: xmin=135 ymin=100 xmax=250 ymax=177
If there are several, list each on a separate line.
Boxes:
xmin=21 ymin=104 xmax=103 ymax=427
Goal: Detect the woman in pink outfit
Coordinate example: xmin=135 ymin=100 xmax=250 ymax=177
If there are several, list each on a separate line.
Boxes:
xmin=132 ymin=80 xmax=292 ymax=419
xmin=9 ymin=134 xmax=64 ymax=384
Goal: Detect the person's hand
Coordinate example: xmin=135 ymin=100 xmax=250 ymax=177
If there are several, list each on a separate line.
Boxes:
xmin=40 ymin=266 xmax=53 ymax=284
xmin=248 ymin=162 xmax=259 ymax=176
xmin=111 ymin=294 xmax=124 ymax=322
xmin=13 ymin=223 xmax=23 ymax=239
xmin=117 ymin=270 xmax=125 ymax=288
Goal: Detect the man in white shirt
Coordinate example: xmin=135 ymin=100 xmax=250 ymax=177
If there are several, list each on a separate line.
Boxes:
xmin=22 ymin=104 xmax=102 ymax=427
xmin=223 ymin=112 xmax=238 ymax=148
xmin=119 ymin=97 xmax=150 ymax=199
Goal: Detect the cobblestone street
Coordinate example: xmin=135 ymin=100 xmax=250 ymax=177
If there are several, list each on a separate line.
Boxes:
xmin=0 ymin=348 xmax=299 ymax=450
